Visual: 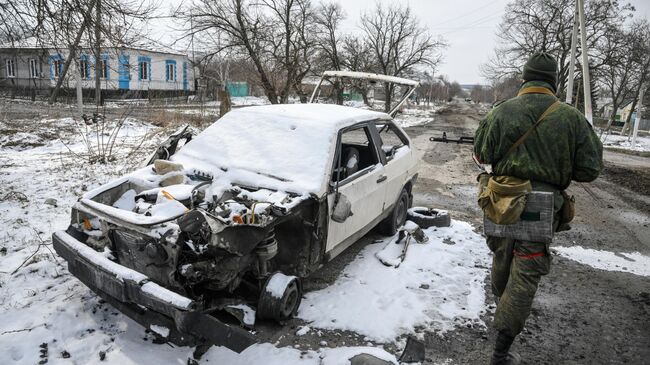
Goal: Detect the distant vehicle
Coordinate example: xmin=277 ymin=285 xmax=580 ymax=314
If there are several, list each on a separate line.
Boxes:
xmin=53 ymin=73 xmax=420 ymax=353
xmin=465 ymin=97 xmax=472 ymax=102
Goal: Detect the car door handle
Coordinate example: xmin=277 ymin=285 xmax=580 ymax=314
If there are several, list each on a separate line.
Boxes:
xmin=376 ymin=175 xmax=387 ymax=183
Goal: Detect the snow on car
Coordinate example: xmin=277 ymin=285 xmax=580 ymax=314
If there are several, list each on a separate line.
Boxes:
xmin=52 ymin=102 xmax=420 ymax=353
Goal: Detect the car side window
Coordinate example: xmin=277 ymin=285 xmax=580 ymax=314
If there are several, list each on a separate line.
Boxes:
xmin=332 ymin=126 xmax=379 ymax=184
xmin=374 ymin=123 xmax=409 ymax=161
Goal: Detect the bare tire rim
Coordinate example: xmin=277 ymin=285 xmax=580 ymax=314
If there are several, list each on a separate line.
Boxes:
xmin=396 ymin=195 xmax=407 ymax=227
xmin=280 ymin=280 xmax=300 ymax=318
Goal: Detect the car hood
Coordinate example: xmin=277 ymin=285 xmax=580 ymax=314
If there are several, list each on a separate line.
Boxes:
xmin=171 ymin=104 xmax=388 ymax=196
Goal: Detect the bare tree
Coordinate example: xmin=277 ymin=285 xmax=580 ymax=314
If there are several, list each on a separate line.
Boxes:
xmin=360 ymin=3 xmax=446 ymax=112
xmin=185 ymin=0 xmax=316 ymax=104
xmin=313 ymin=1 xmax=345 ymax=103
xmin=481 ymin=0 xmax=633 ymax=100
xmin=262 ymin=0 xmax=316 ymax=103
xmin=619 ymin=20 xmax=650 ymax=134
xmin=471 ymin=84 xmax=495 ymax=104
xmin=594 ymin=21 xmax=638 ymax=131
xmin=186 ymin=0 xmax=279 ymax=103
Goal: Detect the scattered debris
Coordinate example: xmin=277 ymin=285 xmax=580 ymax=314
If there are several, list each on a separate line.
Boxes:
xmin=296 ymin=326 xmax=311 ymax=336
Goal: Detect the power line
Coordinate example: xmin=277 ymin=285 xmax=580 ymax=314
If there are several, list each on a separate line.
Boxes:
xmin=430 ymin=0 xmax=502 ymax=28
xmin=439 ymin=11 xmax=505 ymax=35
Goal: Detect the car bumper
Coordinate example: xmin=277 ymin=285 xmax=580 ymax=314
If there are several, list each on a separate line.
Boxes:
xmin=52 ymin=230 xmax=256 ymax=352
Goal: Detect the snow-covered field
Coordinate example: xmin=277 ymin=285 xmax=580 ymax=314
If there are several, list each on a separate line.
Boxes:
xmin=0 ymin=113 xmax=489 ymax=364
xmin=392 ymin=107 xmax=439 ymax=128
xmin=554 ymin=246 xmax=650 ymax=277
xmin=600 ymin=131 xmax=650 ymax=152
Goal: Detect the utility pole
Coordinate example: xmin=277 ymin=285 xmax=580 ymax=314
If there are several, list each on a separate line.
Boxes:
xmin=631 ymin=83 xmax=646 ymax=148
xmin=94 ymin=0 xmax=102 ymax=107
xmin=566 ymin=0 xmax=578 ymax=104
xmin=76 ymin=53 xmax=83 ymax=116
xmin=577 ymin=0 xmax=593 ymax=125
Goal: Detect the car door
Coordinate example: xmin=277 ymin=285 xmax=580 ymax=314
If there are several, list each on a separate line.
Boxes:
xmin=373 ymin=121 xmax=414 ymax=209
xmin=326 ymin=124 xmax=387 ymax=254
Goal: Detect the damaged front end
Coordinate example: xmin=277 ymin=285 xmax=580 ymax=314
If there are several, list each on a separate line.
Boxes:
xmin=54 ymin=159 xmax=324 ymax=352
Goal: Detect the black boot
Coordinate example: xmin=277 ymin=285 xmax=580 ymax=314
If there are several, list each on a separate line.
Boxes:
xmin=490 ymin=331 xmax=521 ymax=365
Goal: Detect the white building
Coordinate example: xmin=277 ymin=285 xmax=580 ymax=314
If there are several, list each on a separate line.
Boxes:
xmin=0 ymin=42 xmax=195 ymax=98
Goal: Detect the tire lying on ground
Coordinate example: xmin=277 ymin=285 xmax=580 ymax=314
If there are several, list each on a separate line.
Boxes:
xmin=406 ymin=207 xmax=451 ymax=228
xmin=257 ymin=272 xmax=302 ymax=322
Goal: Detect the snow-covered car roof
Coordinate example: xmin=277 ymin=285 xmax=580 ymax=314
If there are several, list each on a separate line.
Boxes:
xmin=172 ymin=104 xmax=391 ymax=196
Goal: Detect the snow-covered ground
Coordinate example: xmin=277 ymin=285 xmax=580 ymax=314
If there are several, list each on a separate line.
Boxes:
xmin=0 ymin=113 xmax=489 ymax=364
xmin=392 ymin=107 xmax=440 ymax=128
xmin=299 ymin=221 xmax=490 ymax=342
xmin=600 ymin=131 xmax=650 ymax=152
xmin=554 ymin=246 xmax=650 ymax=277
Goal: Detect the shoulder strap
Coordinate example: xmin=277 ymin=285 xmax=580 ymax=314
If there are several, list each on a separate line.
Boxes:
xmin=500 ymin=100 xmax=562 ymax=164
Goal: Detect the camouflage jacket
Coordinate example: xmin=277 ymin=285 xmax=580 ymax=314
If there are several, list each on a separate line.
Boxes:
xmin=474 ymin=81 xmax=603 ymax=190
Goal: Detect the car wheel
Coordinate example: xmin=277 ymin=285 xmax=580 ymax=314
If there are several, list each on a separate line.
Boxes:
xmin=257 ymin=272 xmax=302 ymax=322
xmin=378 ymin=188 xmax=410 ymax=236
xmin=406 ymin=207 xmax=451 ymax=228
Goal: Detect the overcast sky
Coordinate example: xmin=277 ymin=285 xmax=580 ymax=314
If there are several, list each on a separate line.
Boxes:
xmin=153 ymin=0 xmax=650 ymax=85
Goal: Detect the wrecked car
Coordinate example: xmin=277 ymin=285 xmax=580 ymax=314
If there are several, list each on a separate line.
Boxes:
xmin=53 ymin=74 xmax=420 ymax=353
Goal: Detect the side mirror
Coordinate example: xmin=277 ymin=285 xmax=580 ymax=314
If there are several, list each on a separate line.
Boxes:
xmin=331 ymin=192 xmax=353 ymax=223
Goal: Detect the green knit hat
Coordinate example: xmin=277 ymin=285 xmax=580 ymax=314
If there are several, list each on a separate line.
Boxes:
xmin=522 ymin=52 xmax=558 ymax=91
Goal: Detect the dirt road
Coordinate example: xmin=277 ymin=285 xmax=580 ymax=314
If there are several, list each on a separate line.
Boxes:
xmin=406 ymin=100 xmax=650 ymax=364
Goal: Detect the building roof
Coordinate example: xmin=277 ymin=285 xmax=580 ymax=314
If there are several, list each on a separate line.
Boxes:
xmin=0 ymin=37 xmax=188 ymax=57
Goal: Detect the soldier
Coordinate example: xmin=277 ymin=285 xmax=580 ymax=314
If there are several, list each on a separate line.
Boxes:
xmin=473 ymin=52 xmax=603 ymax=365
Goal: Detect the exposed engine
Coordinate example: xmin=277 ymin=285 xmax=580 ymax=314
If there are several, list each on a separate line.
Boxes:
xmin=68 ymin=159 xmax=307 ymax=300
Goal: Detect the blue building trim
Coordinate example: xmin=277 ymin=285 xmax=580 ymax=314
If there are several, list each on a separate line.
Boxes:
xmin=182 ymin=62 xmax=188 ymax=91
xmin=137 ymin=55 xmax=152 ymax=81
xmin=48 ymin=54 xmax=63 ymax=80
xmin=165 ymin=60 xmax=177 ymax=82
xmin=118 ymin=54 xmax=130 ymax=90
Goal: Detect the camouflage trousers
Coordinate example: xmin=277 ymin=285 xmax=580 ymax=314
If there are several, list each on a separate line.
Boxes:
xmin=487 ymin=235 xmax=552 ymax=337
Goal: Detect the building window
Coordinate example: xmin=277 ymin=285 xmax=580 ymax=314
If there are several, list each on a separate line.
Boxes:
xmin=79 ymin=57 xmax=90 ymax=79
xmin=166 ymin=62 xmax=175 ymax=81
xmin=29 ymin=59 xmax=39 ymax=78
xmin=53 ymin=60 xmax=62 ymax=78
xmin=6 ymin=59 xmax=16 ymax=77
xmin=100 ymin=59 xmax=109 ymax=79
xmin=139 ymin=61 xmax=149 ymax=80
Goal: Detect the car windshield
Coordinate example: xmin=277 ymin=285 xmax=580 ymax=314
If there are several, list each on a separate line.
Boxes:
xmin=172 ymin=105 xmax=341 ymax=195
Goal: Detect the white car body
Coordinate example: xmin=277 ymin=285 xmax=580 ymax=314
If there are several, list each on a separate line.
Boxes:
xmin=52 ymin=98 xmax=420 ymax=353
